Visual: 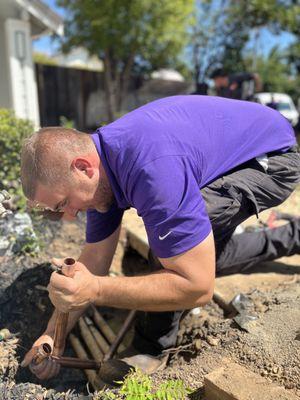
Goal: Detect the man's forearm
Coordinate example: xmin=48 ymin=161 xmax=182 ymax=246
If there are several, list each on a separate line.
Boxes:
xmin=95 ymin=270 xmax=211 ymax=312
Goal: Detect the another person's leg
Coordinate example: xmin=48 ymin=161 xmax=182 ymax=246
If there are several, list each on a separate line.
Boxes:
xmin=132 ymin=149 xmax=300 ymax=356
xmin=216 ymin=217 xmax=300 ymax=276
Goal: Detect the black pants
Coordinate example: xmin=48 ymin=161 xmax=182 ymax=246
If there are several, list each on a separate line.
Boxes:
xmin=132 ymin=147 xmax=300 ymax=356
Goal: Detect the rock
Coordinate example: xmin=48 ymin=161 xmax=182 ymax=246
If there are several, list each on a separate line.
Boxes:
xmin=0 ymin=212 xmax=39 ymax=256
xmin=207 ymin=337 xmax=219 ymax=346
xmin=195 ymin=339 xmax=202 ymax=350
xmin=205 ymin=359 xmax=299 ymax=400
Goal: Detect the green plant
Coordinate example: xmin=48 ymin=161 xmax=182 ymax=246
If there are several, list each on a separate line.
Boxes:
xmin=0 ymin=109 xmax=34 ymax=209
xmin=10 ymin=226 xmax=40 ymax=256
xmin=59 ymin=116 xmax=74 ymax=128
xmin=119 ymin=370 xmax=153 ymax=399
xmin=95 ymin=369 xmax=191 ymax=400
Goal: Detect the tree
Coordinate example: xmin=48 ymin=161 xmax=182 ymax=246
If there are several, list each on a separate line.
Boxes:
xmin=237 ymin=0 xmax=300 ymax=35
xmin=250 ymin=47 xmax=291 ymax=91
xmin=190 ymin=0 xmax=300 ymax=87
xmin=189 ymin=0 xmax=250 ymax=87
xmin=57 ymin=0 xmax=194 ymax=121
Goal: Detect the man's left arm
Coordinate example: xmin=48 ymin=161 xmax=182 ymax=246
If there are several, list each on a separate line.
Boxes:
xmin=48 ymin=231 xmax=215 ymax=312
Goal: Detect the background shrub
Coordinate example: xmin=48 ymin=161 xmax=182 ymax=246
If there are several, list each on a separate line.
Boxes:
xmin=0 ymin=109 xmax=34 ymax=209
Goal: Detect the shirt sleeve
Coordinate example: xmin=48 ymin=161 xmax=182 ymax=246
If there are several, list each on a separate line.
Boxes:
xmin=129 ymin=155 xmax=212 ymax=258
xmin=86 ymin=203 xmax=124 ymax=243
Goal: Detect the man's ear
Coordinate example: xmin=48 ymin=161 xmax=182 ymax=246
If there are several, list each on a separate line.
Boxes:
xmin=71 ymin=158 xmax=94 ymax=178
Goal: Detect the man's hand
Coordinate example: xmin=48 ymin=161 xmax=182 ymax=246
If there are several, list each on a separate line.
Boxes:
xmin=48 ymin=259 xmax=99 ymax=313
xmin=21 ymin=332 xmax=61 ymax=380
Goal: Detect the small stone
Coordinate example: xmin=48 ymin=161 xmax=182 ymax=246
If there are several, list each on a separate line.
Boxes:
xmin=285 ymin=382 xmax=295 ymax=389
xmin=191 ymin=307 xmax=201 ymax=316
xmin=195 ymin=339 xmax=202 ymax=350
xmin=207 ymin=336 xmax=219 ymax=346
xmin=272 ymin=366 xmax=279 ymax=374
xmin=0 ymin=328 xmax=11 ymax=340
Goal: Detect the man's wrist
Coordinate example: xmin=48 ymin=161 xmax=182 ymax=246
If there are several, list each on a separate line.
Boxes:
xmin=93 ymin=276 xmax=103 ymax=305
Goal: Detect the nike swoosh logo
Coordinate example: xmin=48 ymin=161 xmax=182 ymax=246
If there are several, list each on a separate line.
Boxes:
xmin=159 ymin=231 xmax=172 ymax=240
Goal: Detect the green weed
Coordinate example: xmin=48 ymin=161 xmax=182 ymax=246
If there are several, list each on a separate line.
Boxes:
xmin=95 ymin=369 xmax=191 ymax=399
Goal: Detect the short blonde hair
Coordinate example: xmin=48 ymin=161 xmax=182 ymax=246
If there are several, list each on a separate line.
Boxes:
xmin=21 ymin=127 xmax=94 ymax=199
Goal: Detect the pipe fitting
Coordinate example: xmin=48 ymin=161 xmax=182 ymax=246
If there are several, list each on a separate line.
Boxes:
xmin=32 ymin=343 xmax=52 ymax=365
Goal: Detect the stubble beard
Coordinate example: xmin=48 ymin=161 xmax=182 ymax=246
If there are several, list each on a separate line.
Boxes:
xmin=94 ymin=175 xmax=115 ymax=213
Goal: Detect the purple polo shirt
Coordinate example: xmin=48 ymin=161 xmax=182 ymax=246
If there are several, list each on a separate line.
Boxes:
xmin=86 ymin=95 xmax=296 ymax=258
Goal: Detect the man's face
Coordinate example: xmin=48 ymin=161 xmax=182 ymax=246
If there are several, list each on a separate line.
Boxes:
xmin=33 ymin=180 xmax=94 ymax=221
xmin=33 ymin=166 xmax=113 ymax=220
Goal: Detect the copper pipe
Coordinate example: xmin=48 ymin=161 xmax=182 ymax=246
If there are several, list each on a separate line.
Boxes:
xmin=91 ymin=304 xmax=121 ymax=346
xmin=104 ymin=310 xmax=136 ymax=361
xmin=69 ymin=333 xmax=98 ymax=388
xmin=51 ymin=355 xmax=101 ymax=370
xmin=84 ymin=316 xmax=110 ymax=354
xmin=53 ymin=311 xmax=69 ymax=356
xmin=32 ymin=257 xmax=74 ymax=364
xmin=52 ymin=257 xmax=74 ymax=356
xmin=78 ymin=318 xmax=104 ymax=360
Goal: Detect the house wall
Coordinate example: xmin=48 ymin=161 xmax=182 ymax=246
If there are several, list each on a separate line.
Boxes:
xmin=0 ymin=20 xmax=11 ymax=109
xmin=4 ymin=18 xmax=40 ymax=126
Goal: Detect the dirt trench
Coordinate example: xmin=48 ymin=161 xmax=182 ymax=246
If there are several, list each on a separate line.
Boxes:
xmin=1 ymin=201 xmax=300 ymax=399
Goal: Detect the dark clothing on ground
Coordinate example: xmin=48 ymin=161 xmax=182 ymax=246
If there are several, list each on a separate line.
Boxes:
xmin=132 ymin=146 xmax=300 ymax=356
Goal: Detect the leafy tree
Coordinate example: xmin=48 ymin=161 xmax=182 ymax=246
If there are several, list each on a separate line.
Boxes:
xmin=189 ymin=0 xmax=251 ymax=87
xmin=57 ymin=0 xmax=194 ymax=121
xmin=238 ymin=0 xmax=300 ymax=35
xmin=190 ymin=0 xmax=299 ymax=88
xmin=250 ymin=47 xmax=291 ymax=91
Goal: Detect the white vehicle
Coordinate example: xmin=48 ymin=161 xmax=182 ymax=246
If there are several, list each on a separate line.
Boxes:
xmin=254 ymin=92 xmax=299 ymax=127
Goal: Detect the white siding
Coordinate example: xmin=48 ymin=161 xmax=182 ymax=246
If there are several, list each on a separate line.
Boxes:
xmin=4 ymin=18 xmax=39 ymax=126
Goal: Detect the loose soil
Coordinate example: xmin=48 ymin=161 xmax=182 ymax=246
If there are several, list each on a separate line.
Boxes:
xmin=0 ymin=190 xmax=299 ymax=399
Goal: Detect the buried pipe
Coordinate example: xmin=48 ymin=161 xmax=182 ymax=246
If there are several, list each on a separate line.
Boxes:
xmin=69 ymin=333 xmax=99 ymax=389
xmin=104 ymin=310 xmax=137 ymax=361
xmin=91 ymin=304 xmax=122 ymax=347
xmin=78 ymin=317 xmax=104 ymax=361
xmin=84 ymin=316 xmax=110 ymax=354
xmin=52 ymin=355 xmax=101 ymax=370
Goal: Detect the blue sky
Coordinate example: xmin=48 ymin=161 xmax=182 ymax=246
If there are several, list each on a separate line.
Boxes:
xmin=34 ymin=0 xmax=296 ymax=57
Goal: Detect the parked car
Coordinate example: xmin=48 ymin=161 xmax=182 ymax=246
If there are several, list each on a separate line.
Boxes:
xmin=253 ymin=92 xmax=299 ymax=127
